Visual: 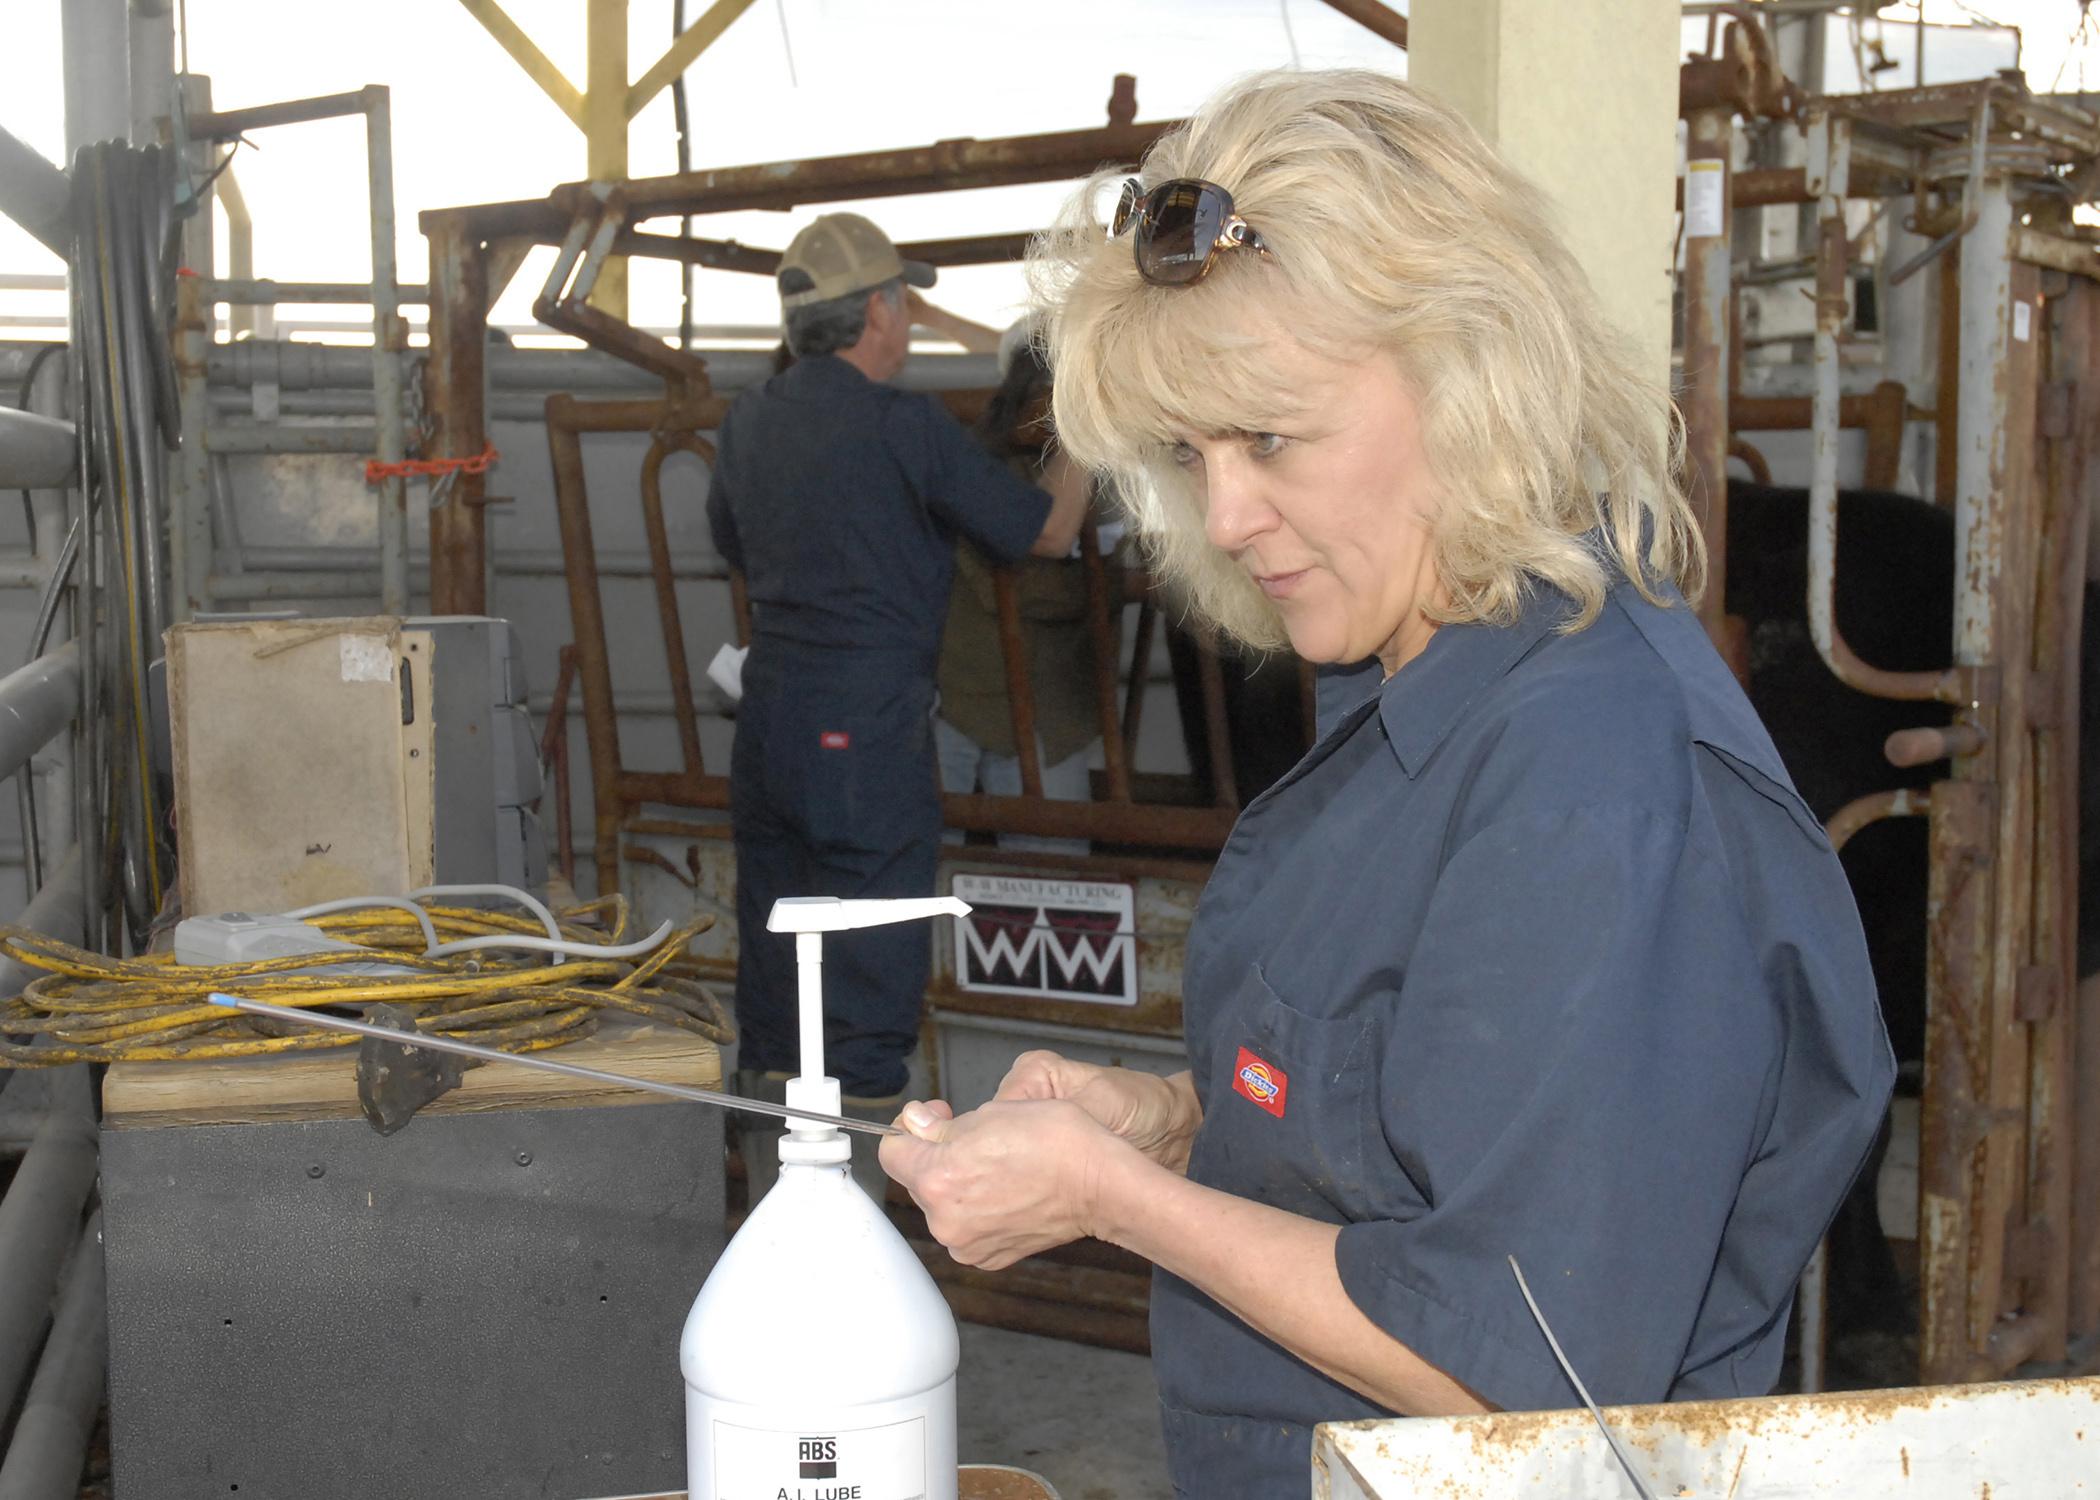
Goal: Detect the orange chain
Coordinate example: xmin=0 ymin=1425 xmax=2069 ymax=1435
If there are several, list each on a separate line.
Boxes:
xmin=364 ymin=444 xmax=498 ymax=485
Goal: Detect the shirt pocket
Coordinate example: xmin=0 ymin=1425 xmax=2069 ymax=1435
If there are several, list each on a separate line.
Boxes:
xmin=1192 ymin=963 xmax=1385 ymax=1222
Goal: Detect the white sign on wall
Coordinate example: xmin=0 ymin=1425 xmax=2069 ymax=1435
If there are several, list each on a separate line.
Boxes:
xmin=950 ymin=872 xmax=1138 ymax=1008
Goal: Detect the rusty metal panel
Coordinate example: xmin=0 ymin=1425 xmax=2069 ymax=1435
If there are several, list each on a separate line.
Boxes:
xmin=1920 ymin=777 xmax=1994 ymax=1384
xmin=1311 ymin=1377 xmax=2100 ymax=1498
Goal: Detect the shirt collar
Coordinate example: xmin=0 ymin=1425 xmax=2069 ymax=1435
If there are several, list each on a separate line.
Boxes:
xmin=1373 ymin=581 xmax=1572 ymax=778
xmin=783 ymin=354 xmax=871 ymax=391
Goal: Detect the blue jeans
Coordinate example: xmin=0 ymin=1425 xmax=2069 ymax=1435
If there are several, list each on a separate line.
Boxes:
xmin=934 ymin=717 xmax=1094 ymax=856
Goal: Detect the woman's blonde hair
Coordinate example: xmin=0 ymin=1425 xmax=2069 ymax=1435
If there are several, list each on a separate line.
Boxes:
xmin=1033 ymin=68 xmax=1701 ymax=650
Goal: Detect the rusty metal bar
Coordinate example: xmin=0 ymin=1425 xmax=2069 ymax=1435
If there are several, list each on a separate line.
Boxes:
xmin=1729 ymin=437 xmax=1772 ymax=485
xmin=541 ymin=645 xmax=579 ymax=888
xmin=1731 ymin=386 xmax=1906 ymax=433
xmin=615 ymin=227 xmax=1040 ymax=276
xmin=1807 ymin=113 xmax=1967 ymax=705
xmin=2018 ymin=274 xmax=2091 ymax=1365
xmin=639 ymin=432 xmax=714 ymax=782
xmin=991 ymin=566 xmax=1044 ymax=799
xmin=1121 ymin=594 xmax=1156 ymax=772
xmin=1824 ymin=787 xmax=1928 ymax=851
xmin=1885 ymin=724 xmax=1988 ymax=769
xmin=2067 ymin=291 xmax=2100 ymax=1348
xmin=1938 ymin=177 xmax=2044 ymax=1382
xmin=1863 ymin=378 xmax=1909 ymax=492
xmin=545 ymin=393 xmax=628 ymax=894
xmin=1920 ymin=777 xmax=1995 ymax=1383
xmin=548 ymin=120 xmax=1178 ymax=219
xmin=1683 ymin=105 xmax=1734 ymax=646
xmin=424 ymin=218 xmax=490 ymax=616
xmin=1315 ymin=0 xmax=1407 ymax=49
xmin=1079 ymin=519 xmax=1131 ymax=802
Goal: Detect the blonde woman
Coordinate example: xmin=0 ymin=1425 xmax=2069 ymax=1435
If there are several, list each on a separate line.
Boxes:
xmin=882 ymin=71 xmax=1892 ymax=1494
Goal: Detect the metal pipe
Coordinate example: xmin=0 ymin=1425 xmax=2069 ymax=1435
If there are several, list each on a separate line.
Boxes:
xmin=191 ymin=90 xmax=372 ymax=137
xmin=206 ymin=570 xmax=385 ymax=600
xmin=1797 ymin=1236 xmax=1829 ymax=1394
xmin=208 ymin=994 xmax=898 ymax=1136
xmin=424 ymin=220 xmax=489 ymax=616
xmin=128 ymin=0 xmax=174 ymax=144
xmin=361 ymin=85 xmax=410 ymax=615
xmin=0 ymin=644 xmax=80 ymax=786
xmin=170 ymin=76 xmax=216 ymax=619
xmin=61 ymin=0 xmax=130 ymax=151
xmin=1683 ymin=106 xmax=1733 ymax=644
xmin=221 ymin=544 xmax=728 ymax=581
xmin=206 ymin=339 xmax=998 ymax=396
xmin=204 ymin=422 xmax=378 ymax=455
xmin=638 ymin=433 xmax=710 ymax=779
xmin=203 ymin=278 xmax=432 ymax=305
xmin=1079 ymin=520 xmax=1130 ymax=802
xmin=0 ymin=128 xmax=72 ymax=258
xmin=993 ymin=567 xmax=1045 ymax=799
xmin=1805 ymin=113 xmax=1962 ymax=704
xmin=537 ymin=116 xmax=1177 ymax=220
xmin=1317 ymin=0 xmax=1407 ymax=48
xmin=0 ymin=408 xmax=76 ymax=491
xmin=0 ymin=1068 xmax=95 ymax=1436
xmin=0 ymin=1213 xmax=105 ymax=1500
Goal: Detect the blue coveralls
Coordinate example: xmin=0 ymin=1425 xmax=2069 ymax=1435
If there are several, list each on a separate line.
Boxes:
xmin=1155 ymin=572 xmax=1895 ymax=1495
xmin=706 ymin=355 xmax=1051 ymax=1097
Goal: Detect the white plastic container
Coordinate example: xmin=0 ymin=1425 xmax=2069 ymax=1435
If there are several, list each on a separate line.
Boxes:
xmin=681 ymin=897 xmax=967 ymax=1500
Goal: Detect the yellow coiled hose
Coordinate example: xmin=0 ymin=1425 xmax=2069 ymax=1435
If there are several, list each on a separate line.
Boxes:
xmin=0 ymin=897 xmax=731 ymax=1067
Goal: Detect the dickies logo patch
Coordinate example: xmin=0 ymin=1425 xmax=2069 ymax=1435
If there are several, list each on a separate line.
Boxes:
xmin=1232 ymin=1046 xmax=1288 ymax=1118
xmin=819 ymin=731 xmax=850 ymax=750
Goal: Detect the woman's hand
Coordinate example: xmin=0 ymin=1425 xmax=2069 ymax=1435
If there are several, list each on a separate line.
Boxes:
xmin=995 ymin=1051 xmax=1201 ymax=1173
xmin=879 ymin=1096 xmax=1134 ymax=1269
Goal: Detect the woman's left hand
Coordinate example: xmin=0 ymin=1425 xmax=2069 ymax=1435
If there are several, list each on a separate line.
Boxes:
xmin=879 ymin=1097 xmax=1127 ymax=1269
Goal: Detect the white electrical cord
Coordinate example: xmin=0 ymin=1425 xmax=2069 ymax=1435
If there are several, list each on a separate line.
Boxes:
xmin=285 ymin=887 xmax=661 ymax=968
xmin=411 ymin=883 xmax=565 ymax=964
xmin=282 ymin=897 xmax=440 ymax=954
xmin=425 ymin=920 xmax=677 ymax=963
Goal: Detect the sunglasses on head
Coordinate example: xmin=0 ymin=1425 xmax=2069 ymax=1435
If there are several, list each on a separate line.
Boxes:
xmin=1111 ymin=177 xmax=1273 ymax=287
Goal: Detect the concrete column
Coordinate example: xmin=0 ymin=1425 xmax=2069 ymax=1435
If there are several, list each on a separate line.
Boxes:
xmin=61 ymin=0 xmax=131 ymax=154
xmin=129 ymin=1 xmax=177 ymax=145
xmin=1408 ymin=0 xmax=1681 ymax=388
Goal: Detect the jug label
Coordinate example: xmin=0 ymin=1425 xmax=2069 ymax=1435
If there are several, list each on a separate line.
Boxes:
xmin=712 ymin=1415 xmax=926 ymax=1500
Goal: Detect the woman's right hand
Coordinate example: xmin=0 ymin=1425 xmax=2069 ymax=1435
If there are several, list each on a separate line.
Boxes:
xmin=994 ymin=1051 xmax=1201 ymax=1174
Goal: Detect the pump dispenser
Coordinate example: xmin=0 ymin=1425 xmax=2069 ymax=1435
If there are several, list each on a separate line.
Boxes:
xmin=682 ymin=895 xmax=969 ymax=1500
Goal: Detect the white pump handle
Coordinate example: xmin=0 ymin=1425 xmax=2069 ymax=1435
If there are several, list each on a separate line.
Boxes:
xmin=766 ymin=895 xmax=974 ymax=1165
xmin=766 ymin=895 xmax=970 ymax=934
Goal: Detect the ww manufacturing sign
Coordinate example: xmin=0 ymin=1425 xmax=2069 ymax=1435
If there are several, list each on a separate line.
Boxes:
xmin=950 ymin=872 xmax=1139 ymax=1007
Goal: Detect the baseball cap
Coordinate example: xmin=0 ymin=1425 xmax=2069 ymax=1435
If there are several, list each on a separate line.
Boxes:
xmin=777 ymin=213 xmax=937 ymax=309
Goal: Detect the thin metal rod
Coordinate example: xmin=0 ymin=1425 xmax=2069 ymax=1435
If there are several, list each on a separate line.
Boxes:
xmin=1508 ymin=1256 xmax=1660 ymax=1500
xmin=206 ymin=993 xmax=901 ymax=1137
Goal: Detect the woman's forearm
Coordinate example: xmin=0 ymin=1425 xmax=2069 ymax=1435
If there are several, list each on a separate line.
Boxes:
xmin=1090 ymin=1146 xmax=1489 ymax=1418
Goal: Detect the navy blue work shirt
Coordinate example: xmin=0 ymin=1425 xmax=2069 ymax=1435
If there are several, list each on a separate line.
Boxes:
xmin=706 ymin=355 xmax=1051 ymax=670
xmin=1153 ymin=573 xmax=1895 ymax=1496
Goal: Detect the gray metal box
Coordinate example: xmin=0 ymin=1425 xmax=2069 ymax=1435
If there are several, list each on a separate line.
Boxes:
xmin=100 ymin=1085 xmax=722 ymax=1499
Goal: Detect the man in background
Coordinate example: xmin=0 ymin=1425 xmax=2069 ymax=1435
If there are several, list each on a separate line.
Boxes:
xmin=707 ymin=213 xmax=1085 ymax=1198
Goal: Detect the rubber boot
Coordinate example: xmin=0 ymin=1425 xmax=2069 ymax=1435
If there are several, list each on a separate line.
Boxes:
xmin=842 ymin=1091 xmax=905 ymax=1206
xmin=734 ymin=1068 xmax=792 ymax=1208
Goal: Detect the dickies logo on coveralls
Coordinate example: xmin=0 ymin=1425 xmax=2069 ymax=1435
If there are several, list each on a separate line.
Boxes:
xmin=819 ymin=731 xmax=851 ymax=749
xmin=1232 ymin=1046 xmax=1288 ymax=1117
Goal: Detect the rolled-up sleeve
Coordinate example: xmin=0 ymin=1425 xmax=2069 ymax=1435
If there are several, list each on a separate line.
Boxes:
xmin=1334 ymin=802 xmax=1784 ymax=1413
xmin=883 ymin=395 xmax=1050 ymax=562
